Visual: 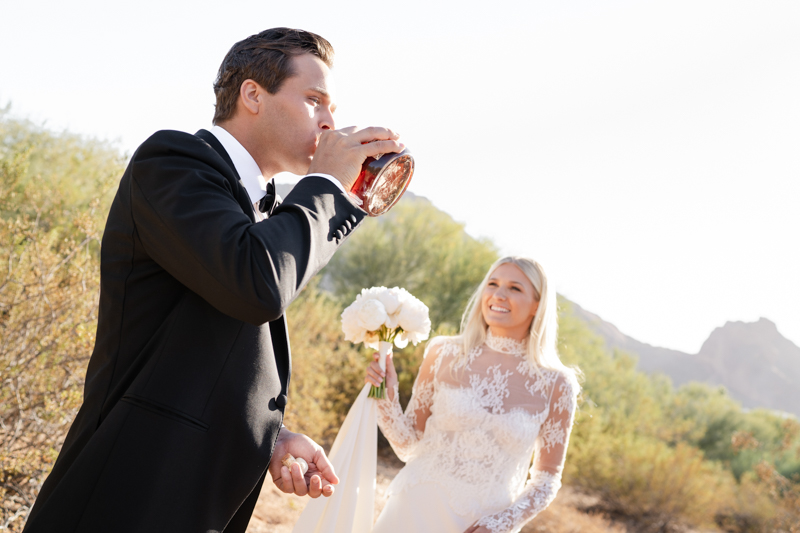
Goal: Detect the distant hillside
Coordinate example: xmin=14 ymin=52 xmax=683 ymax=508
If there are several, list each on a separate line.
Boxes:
xmin=570 ymin=301 xmax=800 ymax=416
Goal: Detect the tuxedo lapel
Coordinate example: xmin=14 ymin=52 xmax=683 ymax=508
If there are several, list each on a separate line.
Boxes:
xmin=195 ymin=129 xmax=258 ymax=222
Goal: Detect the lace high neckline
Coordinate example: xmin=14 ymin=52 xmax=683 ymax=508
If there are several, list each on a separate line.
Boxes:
xmin=485 ymin=331 xmax=528 ymax=355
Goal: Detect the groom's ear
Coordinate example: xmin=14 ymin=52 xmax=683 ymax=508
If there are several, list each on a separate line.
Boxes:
xmin=238 ymin=79 xmax=265 ymax=116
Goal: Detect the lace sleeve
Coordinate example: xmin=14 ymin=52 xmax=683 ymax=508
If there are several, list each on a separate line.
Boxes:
xmin=476 ymin=372 xmax=578 ymax=533
xmin=375 ymin=339 xmax=441 ymax=462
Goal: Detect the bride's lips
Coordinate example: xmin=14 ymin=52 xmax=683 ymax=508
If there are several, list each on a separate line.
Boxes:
xmin=489 ymin=305 xmax=510 ymax=314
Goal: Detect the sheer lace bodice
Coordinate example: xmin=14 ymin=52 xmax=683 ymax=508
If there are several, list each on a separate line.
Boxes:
xmin=376 ymin=334 xmax=578 ymax=533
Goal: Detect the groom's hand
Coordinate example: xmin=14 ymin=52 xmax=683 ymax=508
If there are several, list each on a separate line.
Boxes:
xmin=270 ymin=428 xmax=339 ymax=498
xmin=308 ymin=126 xmax=403 ymax=191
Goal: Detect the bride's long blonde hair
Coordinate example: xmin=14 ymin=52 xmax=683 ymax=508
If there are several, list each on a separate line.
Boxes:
xmin=457 ymin=256 xmax=580 ymax=387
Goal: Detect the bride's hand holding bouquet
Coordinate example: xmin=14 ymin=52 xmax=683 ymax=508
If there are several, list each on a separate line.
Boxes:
xmin=365 ymin=350 xmax=398 ymax=400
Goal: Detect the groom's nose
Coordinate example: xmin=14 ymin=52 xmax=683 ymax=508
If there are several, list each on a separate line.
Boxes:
xmin=319 ymin=110 xmax=334 ymax=131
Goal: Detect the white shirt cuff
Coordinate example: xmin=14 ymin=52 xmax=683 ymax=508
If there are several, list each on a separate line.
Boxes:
xmin=302 ymin=173 xmax=363 ymax=207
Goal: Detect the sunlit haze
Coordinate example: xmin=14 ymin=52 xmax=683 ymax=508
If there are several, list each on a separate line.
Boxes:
xmin=2 ymin=0 xmax=798 ymax=353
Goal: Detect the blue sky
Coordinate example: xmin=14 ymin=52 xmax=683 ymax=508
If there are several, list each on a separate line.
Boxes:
xmin=2 ymin=0 xmax=798 ymax=353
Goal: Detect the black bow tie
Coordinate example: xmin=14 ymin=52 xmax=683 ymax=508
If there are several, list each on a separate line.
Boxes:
xmin=258 ymin=180 xmax=276 ymax=214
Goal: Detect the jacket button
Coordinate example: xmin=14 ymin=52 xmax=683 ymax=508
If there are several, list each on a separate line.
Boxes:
xmin=350 ymin=214 xmax=357 ymax=224
xmin=276 ymin=394 xmax=288 ymax=409
xmin=345 ymin=220 xmax=352 ymax=230
xmin=335 ymin=229 xmax=344 ymax=239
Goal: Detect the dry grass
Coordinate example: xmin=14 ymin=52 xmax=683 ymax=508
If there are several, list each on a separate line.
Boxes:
xmin=521 ymin=490 xmax=626 ymax=533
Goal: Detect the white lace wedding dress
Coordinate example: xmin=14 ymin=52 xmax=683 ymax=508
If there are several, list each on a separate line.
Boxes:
xmin=372 ymin=333 xmax=578 ymax=533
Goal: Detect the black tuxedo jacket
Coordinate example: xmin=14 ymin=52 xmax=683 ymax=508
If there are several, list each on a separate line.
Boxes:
xmin=23 ymin=129 xmax=365 ymax=532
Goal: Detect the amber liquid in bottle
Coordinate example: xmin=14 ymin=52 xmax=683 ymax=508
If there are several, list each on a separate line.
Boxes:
xmin=350 ymin=148 xmax=415 ymax=217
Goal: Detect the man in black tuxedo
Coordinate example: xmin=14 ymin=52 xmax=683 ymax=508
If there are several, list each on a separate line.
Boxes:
xmin=23 ymin=28 xmax=402 ymax=532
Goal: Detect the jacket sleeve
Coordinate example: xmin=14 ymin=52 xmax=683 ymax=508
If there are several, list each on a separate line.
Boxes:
xmin=129 ymin=132 xmax=365 ymax=325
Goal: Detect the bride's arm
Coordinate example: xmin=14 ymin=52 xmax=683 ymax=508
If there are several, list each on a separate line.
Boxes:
xmin=374 ymin=339 xmax=442 ymax=462
xmin=474 ymin=372 xmax=579 ymax=533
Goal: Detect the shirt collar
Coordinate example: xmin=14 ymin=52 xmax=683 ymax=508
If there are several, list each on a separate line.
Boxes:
xmin=209 ymin=125 xmax=268 ymax=206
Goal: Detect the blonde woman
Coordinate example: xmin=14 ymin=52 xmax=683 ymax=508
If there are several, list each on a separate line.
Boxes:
xmin=365 ymin=257 xmax=580 ymax=533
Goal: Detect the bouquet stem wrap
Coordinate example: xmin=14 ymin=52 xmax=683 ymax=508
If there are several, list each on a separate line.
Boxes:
xmin=369 ymin=340 xmax=394 ymax=399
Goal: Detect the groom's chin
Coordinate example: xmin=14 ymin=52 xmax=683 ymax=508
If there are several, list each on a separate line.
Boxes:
xmin=287 ymin=159 xmax=313 ymax=178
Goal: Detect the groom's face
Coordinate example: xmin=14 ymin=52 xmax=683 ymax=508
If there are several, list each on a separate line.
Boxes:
xmin=258 ymin=53 xmax=337 ymax=175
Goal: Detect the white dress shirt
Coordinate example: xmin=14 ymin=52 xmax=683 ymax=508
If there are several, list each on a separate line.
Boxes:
xmin=209 ymin=126 xmax=360 ymax=222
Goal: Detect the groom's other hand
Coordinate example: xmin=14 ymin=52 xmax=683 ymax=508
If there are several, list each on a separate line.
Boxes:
xmin=308 ymin=126 xmax=403 ymax=191
xmin=270 ymin=427 xmax=339 ymax=498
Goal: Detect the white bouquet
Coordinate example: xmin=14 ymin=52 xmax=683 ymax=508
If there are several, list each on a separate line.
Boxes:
xmin=341 ymin=287 xmax=431 ymax=399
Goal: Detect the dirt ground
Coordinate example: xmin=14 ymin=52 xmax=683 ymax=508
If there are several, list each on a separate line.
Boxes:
xmin=245 ymin=453 xmax=627 ymax=533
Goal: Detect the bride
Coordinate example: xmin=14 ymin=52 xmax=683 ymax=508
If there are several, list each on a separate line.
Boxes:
xmin=364 ymin=256 xmax=581 ymax=533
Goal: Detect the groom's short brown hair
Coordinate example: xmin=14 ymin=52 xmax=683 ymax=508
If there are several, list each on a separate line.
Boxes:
xmin=212 ymin=28 xmax=334 ymax=124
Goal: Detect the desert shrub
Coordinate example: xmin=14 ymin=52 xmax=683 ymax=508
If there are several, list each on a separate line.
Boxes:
xmin=714 ymin=470 xmax=780 ymax=533
xmin=0 ymin=110 xmax=122 ymax=531
xmin=668 ymin=385 xmax=800 ymax=482
xmin=665 ymin=382 xmax=745 ymax=459
xmin=557 ymin=303 xmax=672 ymax=439
xmin=751 ymin=461 xmax=800 ymax=533
xmin=281 ymin=282 xmax=368 ymax=446
xmin=559 ymin=301 xmax=800 ymax=532
xmin=554 ymin=305 xmax=734 ymax=529
xmin=567 ymin=421 xmax=735 ymax=530
xmin=0 ymin=107 xmax=122 ymax=230
xmin=714 ymin=434 xmax=800 ymax=532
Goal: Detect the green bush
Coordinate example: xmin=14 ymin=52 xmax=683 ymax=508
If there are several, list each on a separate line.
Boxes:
xmin=0 ymin=109 xmax=123 ymax=531
xmin=568 ymin=422 xmax=735 ymax=529
xmin=559 ymin=301 xmax=800 ymax=532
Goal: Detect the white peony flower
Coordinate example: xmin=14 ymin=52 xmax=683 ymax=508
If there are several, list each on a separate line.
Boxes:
xmin=377 ymin=287 xmax=403 ymax=315
xmin=397 ymin=299 xmax=431 ymax=338
xmin=360 ymin=286 xmax=384 ymax=301
xmin=341 ymin=286 xmax=430 ymax=349
xmin=356 ymin=299 xmax=388 ymax=332
xmin=341 ymin=302 xmax=366 ymax=344
xmin=403 ymin=328 xmax=430 ymax=345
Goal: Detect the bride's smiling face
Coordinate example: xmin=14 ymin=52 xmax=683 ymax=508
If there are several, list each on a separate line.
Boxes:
xmin=481 ymin=263 xmax=540 ymax=340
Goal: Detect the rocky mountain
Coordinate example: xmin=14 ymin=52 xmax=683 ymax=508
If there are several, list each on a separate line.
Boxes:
xmin=570 ymin=302 xmax=800 ymax=416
